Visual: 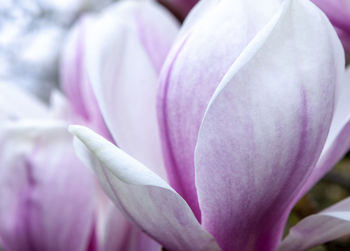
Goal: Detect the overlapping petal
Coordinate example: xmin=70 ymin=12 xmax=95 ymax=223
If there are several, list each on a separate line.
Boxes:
xmin=277 ymin=197 xmax=350 ymax=251
xmin=85 ymin=0 xmax=178 ymax=180
xmin=60 ymin=16 xmax=110 ymax=138
xmin=157 ymin=0 xmax=281 ymax=218
xmin=194 ymin=0 xmax=344 ymax=250
xmin=0 ymin=121 xmax=95 ymax=251
xmin=61 ymin=16 xmax=91 ymax=120
xmin=297 ymin=66 xmax=350 ymax=198
xmin=70 ymin=125 xmax=220 ymax=251
xmin=312 ymin=0 xmax=350 ymax=52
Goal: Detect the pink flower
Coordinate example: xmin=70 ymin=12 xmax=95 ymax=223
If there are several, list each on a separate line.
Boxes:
xmin=61 ymin=0 xmax=179 ymax=248
xmin=0 ymin=0 xmax=178 ymax=250
xmin=70 ymin=0 xmax=350 ymax=250
xmin=312 ymin=0 xmax=350 ymax=53
xmin=0 ymin=85 xmax=96 ymax=250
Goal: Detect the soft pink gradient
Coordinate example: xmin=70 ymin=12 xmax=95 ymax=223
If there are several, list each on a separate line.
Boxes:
xmin=312 ymin=0 xmax=350 ymax=52
xmin=69 ymin=0 xmax=350 ymax=250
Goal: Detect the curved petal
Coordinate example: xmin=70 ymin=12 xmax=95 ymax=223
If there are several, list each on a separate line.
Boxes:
xmin=60 ymin=16 xmax=110 ymax=138
xmin=60 ymin=16 xmax=91 ymax=120
xmin=277 ymin=197 xmax=350 ymax=251
xmin=311 ymin=0 xmax=350 ymax=31
xmin=297 ymin=66 xmax=350 ymax=199
xmin=69 ymin=125 xmax=220 ymax=251
xmin=157 ymin=0 xmax=281 ymax=218
xmin=96 ymin=194 xmax=160 ymax=251
xmin=85 ymin=0 xmax=178 ymax=180
xmin=0 ymin=120 xmax=95 ymax=251
xmin=132 ymin=230 xmax=162 ymax=251
xmin=311 ymin=0 xmax=350 ymax=52
xmin=194 ymin=0 xmax=344 ymax=250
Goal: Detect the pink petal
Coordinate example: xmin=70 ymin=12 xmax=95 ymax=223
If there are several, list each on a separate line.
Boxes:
xmin=60 ymin=16 xmax=109 ymax=138
xmin=297 ymin=66 xmax=350 ymax=199
xmin=194 ymin=0 xmax=344 ymax=250
xmin=311 ymin=0 xmax=350 ymax=52
xmin=97 ymin=200 xmax=160 ymax=251
xmin=60 ymin=16 xmax=90 ymax=120
xmin=0 ymin=121 xmax=95 ymax=251
xmin=157 ymin=0 xmax=281 ymax=219
xmin=70 ymin=125 xmax=220 ymax=251
xmin=277 ymin=197 xmax=350 ymax=251
xmin=85 ymin=0 xmax=178 ymax=180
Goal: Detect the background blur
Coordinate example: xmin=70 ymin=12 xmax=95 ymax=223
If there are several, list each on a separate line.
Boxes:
xmin=0 ymin=0 xmax=114 ymax=102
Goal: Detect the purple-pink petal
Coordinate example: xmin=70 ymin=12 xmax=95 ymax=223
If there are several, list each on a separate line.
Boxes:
xmin=157 ymin=0 xmax=281 ymax=219
xmin=312 ymin=0 xmax=350 ymax=52
xmin=194 ymin=0 xmax=344 ymax=250
xmin=277 ymin=197 xmax=350 ymax=251
xmin=297 ymin=67 xmax=350 ymax=199
xmin=0 ymin=121 xmax=95 ymax=251
xmin=60 ymin=16 xmax=110 ymax=139
xmin=70 ymin=125 xmax=220 ymax=251
xmin=84 ymin=0 xmax=179 ymax=180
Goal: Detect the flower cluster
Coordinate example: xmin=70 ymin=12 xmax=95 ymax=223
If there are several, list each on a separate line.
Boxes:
xmin=1 ymin=0 xmax=350 ymax=251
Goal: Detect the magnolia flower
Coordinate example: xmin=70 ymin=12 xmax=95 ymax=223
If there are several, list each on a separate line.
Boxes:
xmin=0 ymin=124 xmax=92 ymax=251
xmin=0 ymin=85 xmax=96 ymax=251
xmin=60 ymin=0 xmax=180 ymax=248
xmin=0 ymin=0 xmax=179 ymax=249
xmin=0 ymin=89 xmax=158 ymax=251
xmin=167 ymin=0 xmax=350 ymax=53
xmin=70 ymin=0 xmax=349 ymax=250
xmin=312 ymin=0 xmax=350 ymax=53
